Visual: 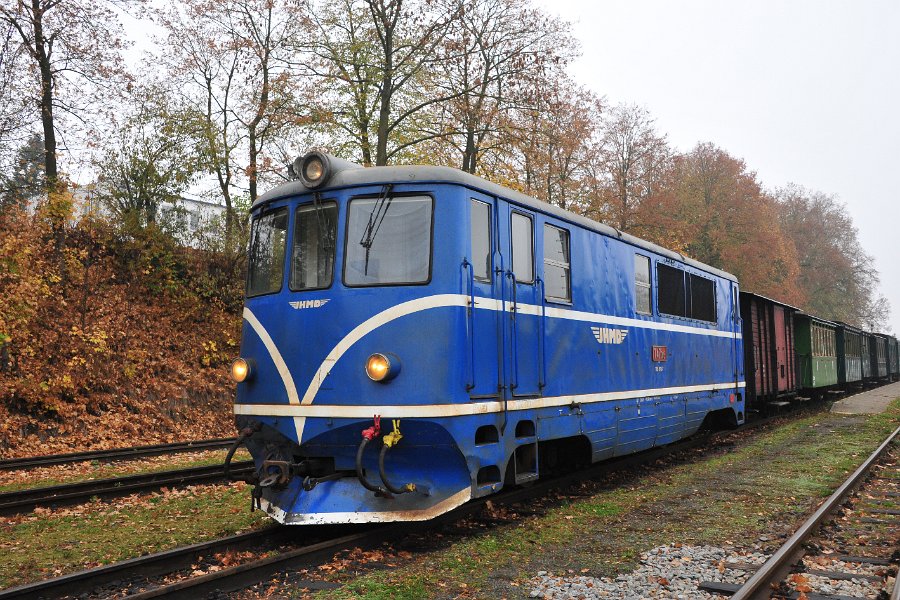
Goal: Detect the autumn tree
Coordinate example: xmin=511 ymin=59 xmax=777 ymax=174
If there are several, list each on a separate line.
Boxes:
xmin=494 ymin=77 xmax=601 ymax=214
xmin=638 ymin=143 xmax=804 ymax=305
xmin=0 ymin=0 xmax=133 ymax=188
xmin=423 ymin=0 xmax=574 ymax=173
xmin=591 ymin=103 xmax=670 ymax=230
xmin=776 ymin=184 xmax=889 ymax=329
xmin=94 ymin=88 xmax=200 ymax=227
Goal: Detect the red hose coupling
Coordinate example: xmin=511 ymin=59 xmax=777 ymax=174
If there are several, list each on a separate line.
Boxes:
xmin=361 ymin=415 xmax=382 ymax=440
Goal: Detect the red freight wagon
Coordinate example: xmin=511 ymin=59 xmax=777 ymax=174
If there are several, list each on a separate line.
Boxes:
xmin=739 ymin=292 xmax=799 ymax=409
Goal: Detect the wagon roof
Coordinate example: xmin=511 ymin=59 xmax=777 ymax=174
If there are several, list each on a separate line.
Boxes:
xmin=795 ymin=312 xmax=839 ymax=327
xmin=256 ymin=160 xmax=738 ymax=283
xmin=739 ymin=291 xmax=800 ymax=311
xmin=833 ymin=321 xmax=865 ymax=334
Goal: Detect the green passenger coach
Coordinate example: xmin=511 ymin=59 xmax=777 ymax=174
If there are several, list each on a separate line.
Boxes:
xmin=794 ymin=313 xmax=838 ymax=391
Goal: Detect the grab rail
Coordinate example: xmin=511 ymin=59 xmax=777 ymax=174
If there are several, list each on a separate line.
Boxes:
xmin=461 ymin=259 xmax=476 ymax=392
xmin=506 ymin=270 xmax=519 ymax=393
xmin=536 ymin=277 xmax=547 ymax=391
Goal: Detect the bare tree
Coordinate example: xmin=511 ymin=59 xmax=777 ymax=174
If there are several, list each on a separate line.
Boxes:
xmin=158 ymin=0 xmax=308 ymax=241
xmin=302 ymin=0 xmax=469 ymax=165
xmin=437 ymin=0 xmax=574 ymax=174
xmin=0 ymin=0 xmax=133 ymax=187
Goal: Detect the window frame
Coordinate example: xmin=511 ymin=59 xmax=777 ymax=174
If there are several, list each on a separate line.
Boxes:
xmin=510 ymin=210 xmax=535 ymax=284
xmin=341 ymin=192 xmax=436 ymax=289
xmin=656 ymin=262 xmax=687 ymax=319
xmin=246 ymin=205 xmax=289 ymax=298
xmin=688 ymin=272 xmax=718 ymax=324
xmin=470 ymin=199 xmax=493 ymax=283
xmin=634 ymin=254 xmax=652 ymax=315
xmin=542 ymin=222 xmax=572 ymax=304
xmin=289 ymin=199 xmax=339 ymax=292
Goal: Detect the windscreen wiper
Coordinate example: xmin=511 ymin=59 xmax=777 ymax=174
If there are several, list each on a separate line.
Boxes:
xmin=359 ymin=183 xmax=394 ymax=275
xmin=311 ymin=192 xmax=333 ymax=252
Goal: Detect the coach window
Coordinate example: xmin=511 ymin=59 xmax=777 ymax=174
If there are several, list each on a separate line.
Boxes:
xmin=470 ymin=200 xmax=492 ymax=281
xmin=290 ymin=201 xmax=337 ymax=291
xmin=634 ymin=255 xmax=651 ymax=314
xmin=657 ymin=263 xmax=686 ymax=318
xmin=543 ymin=224 xmax=571 ymax=302
xmin=688 ymin=274 xmax=717 ymax=323
xmin=344 ymin=195 xmax=433 ymax=286
xmin=247 ymin=207 xmax=288 ymax=297
xmin=511 ymin=212 xmax=534 ymax=283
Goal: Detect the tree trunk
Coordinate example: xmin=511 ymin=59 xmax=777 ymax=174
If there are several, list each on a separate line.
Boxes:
xmin=30 ymin=0 xmax=57 ymax=186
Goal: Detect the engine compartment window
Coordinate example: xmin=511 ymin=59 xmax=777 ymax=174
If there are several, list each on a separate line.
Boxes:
xmin=247 ymin=207 xmax=288 ymax=297
xmin=344 ymin=194 xmax=433 ymax=286
xmin=657 ymin=263 xmax=717 ymax=323
xmin=471 ymin=200 xmax=492 ymax=281
xmin=634 ymin=254 xmax=651 ymax=314
xmin=511 ymin=212 xmax=534 ymax=283
xmin=543 ymin=224 xmax=570 ymax=302
xmin=290 ymin=201 xmax=337 ymax=291
xmin=657 ymin=263 xmax=686 ymax=318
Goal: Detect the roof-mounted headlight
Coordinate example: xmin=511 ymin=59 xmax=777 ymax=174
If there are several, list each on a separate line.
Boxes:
xmin=293 ymin=151 xmax=331 ymax=189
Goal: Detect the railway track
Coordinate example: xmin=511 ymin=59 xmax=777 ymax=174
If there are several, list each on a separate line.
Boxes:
xmin=0 ymin=415 xmax=784 ymax=599
xmin=700 ymin=424 xmax=900 ymax=599
xmin=0 ymin=438 xmax=237 ymax=471
xmin=0 ymin=461 xmax=254 ymax=516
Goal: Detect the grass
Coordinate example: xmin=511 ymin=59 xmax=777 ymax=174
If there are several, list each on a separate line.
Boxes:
xmin=0 ymin=449 xmax=251 ymax=493
xmin=315 ymin=398 xmax=900 ymax=599
xmin=0 ymin=482 xmax=267 ymax=588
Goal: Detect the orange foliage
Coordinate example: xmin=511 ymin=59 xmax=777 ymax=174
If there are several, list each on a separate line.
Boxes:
xmin=633 ymin=143 xmax=806 ymax=306
xmin=0 ymin=203 xmax=242 ymax=457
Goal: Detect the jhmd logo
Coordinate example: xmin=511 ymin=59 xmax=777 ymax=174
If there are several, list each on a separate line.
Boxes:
xmin=289 ymin=299 xmax=330 ymax=310
xmin=592 ymin=326 xmax=628 ymax=345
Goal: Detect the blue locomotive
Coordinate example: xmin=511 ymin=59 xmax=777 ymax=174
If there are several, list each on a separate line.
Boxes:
xmin=228 ymin=151 xmax=746 ymax=524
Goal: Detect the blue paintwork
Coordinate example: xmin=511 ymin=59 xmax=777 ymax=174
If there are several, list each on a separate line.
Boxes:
xmin=235 ymin=179 xmax=745 ymax=524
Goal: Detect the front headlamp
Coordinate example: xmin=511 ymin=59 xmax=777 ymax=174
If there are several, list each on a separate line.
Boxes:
xmin=230 ymin=357 xmax=254 ymax=383
xmin=365 ymin=353 xmax=400 ymax=382
xmin=294 ymin=151 xmax=331 ymax=189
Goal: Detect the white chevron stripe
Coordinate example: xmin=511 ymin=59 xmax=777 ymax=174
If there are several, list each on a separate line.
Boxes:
xmin=242 ymin=307 xmax=305 ymax=442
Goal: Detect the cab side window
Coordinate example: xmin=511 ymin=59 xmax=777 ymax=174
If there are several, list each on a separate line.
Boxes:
xmin=543 ymin=224 xmax=571 ymax=302
xmin=511 ymin=212 xmax=534 ymax=283
xmin=470 ymin=200 xmax=492 ymax=281
xmin=634 ymin=255 xmax=651 ymax=314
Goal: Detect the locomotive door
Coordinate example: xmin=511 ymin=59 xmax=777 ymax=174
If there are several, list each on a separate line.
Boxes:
xmin=466 ymin=195 xmax=501 ymax=398
xmin=498 ymin=201 xmax=542 ymax=397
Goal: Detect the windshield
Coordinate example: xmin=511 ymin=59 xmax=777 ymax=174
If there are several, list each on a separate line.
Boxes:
xmin=291 ymin=201 xmax=337 ymax=290
xmin=247 ymin=208 xmax=288 ymax=297
xmin=344 ymin=195 xmax=433 ymax=286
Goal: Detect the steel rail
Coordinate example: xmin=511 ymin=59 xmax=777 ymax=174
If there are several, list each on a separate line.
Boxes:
xmin=115 ymin=420 xmax=782 ymax=599
xmin=0 ymin=411 xmax=786 ymax=599
xmin=730 ymin=424 xmax=900 ymax=600
xmin=0 ymin=461 xmax=254 ymax=516
xmin=0 ymin=438 xmax=237 ymax=471
xmin=0 ymin=526 xmax=293 ymax=600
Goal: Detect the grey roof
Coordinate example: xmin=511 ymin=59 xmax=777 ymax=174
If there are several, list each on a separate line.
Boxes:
xmin=739 ymin=291 xmax=800 ymax=311
xmin=257 ymin=157 xmax=738 ymax=282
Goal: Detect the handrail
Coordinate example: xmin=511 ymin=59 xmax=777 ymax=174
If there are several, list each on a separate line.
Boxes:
xmin=506 ymin=270 xmax=519 ymax=393
xmin=536 ymin=276 xmax=547 ymax=391
xmin=461 ymin=259 xmax=476 ymax=392
xmin=496 ymin=255 xmax=508 ymax=434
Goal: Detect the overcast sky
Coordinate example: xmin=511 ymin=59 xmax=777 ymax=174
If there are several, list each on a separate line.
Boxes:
xmin=532 ymin=0 xmax=900 ymax=332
